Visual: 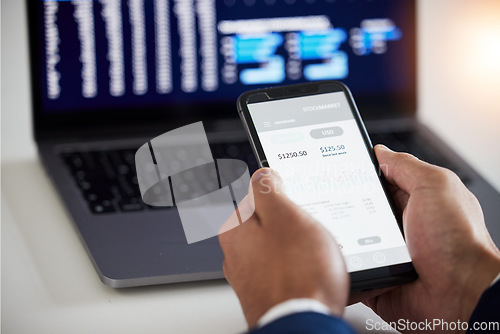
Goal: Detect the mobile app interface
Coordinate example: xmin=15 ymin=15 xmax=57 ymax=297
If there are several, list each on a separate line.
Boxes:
xmin=247 ymin=92 xmax=411 ymax=272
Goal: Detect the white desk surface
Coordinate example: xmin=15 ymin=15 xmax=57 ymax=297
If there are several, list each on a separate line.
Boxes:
xmin=1 ymin=158 xmax=391 ymax=334
xmin=2 ymin=0 xmax=499 ymax=333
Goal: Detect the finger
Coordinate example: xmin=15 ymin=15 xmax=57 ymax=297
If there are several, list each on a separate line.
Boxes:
xmin=219 ymin=205 xmax=259 ymax=245
xmin=218 ymin=205 xmax=242 ymax=238
xmin=362 ymin=297 xmax=378 ymax=314
xmin=374 ymin=145 xmax=436 ymax=194
xmin=222 ymin=260 xmax=232 ymax=285
xmin=218 ymin=208 xmax=247 ymax=250
xmin=238 ymin=185 xmax=255 ymax=224
xmin=348 ymin=286 xmax=395 ymax=305
xmin=250 ymin=168 xmax=290 ymax=221
xmin=218 ymin=182 xmax=259 ymax=237
xmin=388 ymin=183 xmax=410 ymax=213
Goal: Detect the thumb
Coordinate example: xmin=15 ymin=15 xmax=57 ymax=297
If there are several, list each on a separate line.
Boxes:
xmin=374 ymin=144 xmax=436 ymax=194
xmin=250 ymin=168 xmax=293 ymax=223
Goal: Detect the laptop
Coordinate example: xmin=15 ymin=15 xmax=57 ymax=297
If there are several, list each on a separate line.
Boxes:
xmin=27 ymin=0 xmax=500 ymax=288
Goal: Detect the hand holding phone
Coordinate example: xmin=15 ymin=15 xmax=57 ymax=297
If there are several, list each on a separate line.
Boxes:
xmin=237 ymin=80 xmax=416 ymax=291
xmin=219 ymin=168 xmax=349 ymax=328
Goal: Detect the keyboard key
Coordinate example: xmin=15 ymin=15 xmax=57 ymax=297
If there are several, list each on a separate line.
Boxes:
xmin=90 ymin=200 xmax=116 ymax=214
xmin=119 ymin=198 xmax=143 ymax=212
xmin=120 ymin=149 xmax=136 ymax=166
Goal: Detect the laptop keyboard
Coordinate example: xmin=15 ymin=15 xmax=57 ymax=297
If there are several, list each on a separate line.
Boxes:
xmin=61 ymin=141 xmax=259 ymax=214
xmin=61 ymin=131 xmax=467 ymax=215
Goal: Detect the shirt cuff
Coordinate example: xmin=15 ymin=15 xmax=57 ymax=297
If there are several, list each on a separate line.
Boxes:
xmin=256 ymin=298 xmax=332 ymax=328
xmin=490 ymin=272 xmax=500 ymax=287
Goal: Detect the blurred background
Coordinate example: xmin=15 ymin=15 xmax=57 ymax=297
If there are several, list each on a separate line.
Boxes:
xmin=1 ymin=1 xmax=499 ymax=333
xmin=2 ymin=0 xmax=500 ymax=191
xmin=418 ymin=0 xmax=500 ymax=192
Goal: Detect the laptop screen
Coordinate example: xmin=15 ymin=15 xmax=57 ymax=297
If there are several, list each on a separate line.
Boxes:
xmin=29 ymin=0 xmax=415 ymax=132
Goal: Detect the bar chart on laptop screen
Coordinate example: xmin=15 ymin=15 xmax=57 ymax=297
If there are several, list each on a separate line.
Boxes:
xmin=39 ymin=0 xmax=412 ymax=113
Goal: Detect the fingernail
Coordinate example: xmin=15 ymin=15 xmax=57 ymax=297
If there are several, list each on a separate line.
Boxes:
xmin=375 ymin=144 xmax=392 ymax=152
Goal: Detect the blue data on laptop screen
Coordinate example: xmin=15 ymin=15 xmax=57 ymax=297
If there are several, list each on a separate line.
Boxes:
xmin=38 ymin=0 xmax=414 ymax=113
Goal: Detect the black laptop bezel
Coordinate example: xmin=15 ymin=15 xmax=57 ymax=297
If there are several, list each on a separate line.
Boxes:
xmin=27 ymin=0 xmax=416 ymax=142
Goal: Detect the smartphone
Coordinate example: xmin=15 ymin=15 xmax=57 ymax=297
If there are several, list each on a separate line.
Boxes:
xmin=237 ymin=80 xmax=417 ymax=291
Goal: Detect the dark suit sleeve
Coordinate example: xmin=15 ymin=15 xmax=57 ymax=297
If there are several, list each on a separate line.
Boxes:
xmin=467 ymin=280 xmax=500 ymax=333
xmin=249 ymin=312 xmax=357 ymax=334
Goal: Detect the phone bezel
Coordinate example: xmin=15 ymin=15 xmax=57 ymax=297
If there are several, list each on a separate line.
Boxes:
xmin=237 ymin=80 xmax=417 ymax=291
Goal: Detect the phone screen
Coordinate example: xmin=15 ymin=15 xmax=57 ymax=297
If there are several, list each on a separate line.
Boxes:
xmin=246 ymin=91 xmax=411 ymax=272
